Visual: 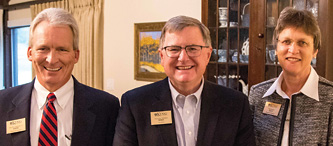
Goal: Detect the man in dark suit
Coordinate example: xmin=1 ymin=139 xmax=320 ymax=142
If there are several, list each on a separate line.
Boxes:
xmin=0 ymin=8 xmax=119 ymax=146
xmin=113 ymin=15 xmax=255 ymax=146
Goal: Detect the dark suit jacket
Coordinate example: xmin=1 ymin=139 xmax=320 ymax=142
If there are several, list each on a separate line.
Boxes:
xmin=0 ymin=77 xmax=120 ymax=146
xmin=113 ymin=78 xmax=255 ymax=146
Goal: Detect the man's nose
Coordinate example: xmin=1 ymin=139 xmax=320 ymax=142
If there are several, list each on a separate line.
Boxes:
xmin=46 ymin=50 xmax=59 ymax=63
xmin=178 ymin=49 xmax=190 ymax=61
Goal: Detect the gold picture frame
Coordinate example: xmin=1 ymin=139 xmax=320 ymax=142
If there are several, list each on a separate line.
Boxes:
xmin=134 ymin=22 xmax=166 ymax=82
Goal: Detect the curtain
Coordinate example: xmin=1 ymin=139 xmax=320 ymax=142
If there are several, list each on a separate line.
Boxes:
xmin=30 ymin=0 xmax=104 ymax=90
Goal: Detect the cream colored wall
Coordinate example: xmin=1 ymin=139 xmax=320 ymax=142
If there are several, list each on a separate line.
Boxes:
xmin=8 ymin=0 xmax=32 ymax=27
xmin=104 ymin=0 xmax=201 ymax=98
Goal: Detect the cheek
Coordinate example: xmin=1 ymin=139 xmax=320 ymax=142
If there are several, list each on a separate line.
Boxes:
xmin=31 ymin=55 xmax=43 ymax=64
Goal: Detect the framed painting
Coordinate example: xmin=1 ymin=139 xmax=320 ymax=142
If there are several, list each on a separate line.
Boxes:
xmin=134 ymin=22 xmax=166 ymax=82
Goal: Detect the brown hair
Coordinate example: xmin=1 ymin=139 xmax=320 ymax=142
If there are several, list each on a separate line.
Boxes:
xmin=273 ymin=7 xmax=321 ymax=50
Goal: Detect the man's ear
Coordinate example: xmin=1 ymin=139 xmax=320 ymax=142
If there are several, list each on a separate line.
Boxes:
xmin=27 ymin=47 xmax=33 ymax=61
xmin=74 ymin=49 xmax=80 ymax=63
xmin=159 ymin=48 xmax=165 ymax=66
xmin=205 ymin=47 xmax=212 ymax=62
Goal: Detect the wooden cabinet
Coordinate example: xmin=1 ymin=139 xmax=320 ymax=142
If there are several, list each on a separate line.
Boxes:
xmin=202 ymin=0 xmax=333 ymax=93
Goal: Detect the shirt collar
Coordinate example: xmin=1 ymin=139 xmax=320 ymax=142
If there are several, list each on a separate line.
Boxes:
xmin=34 ymin=76 xmax=74 ymax=110
xmin=263 ymin=66 xmax=319 ymax=101
xmin=300 ymin=66 xmax=319 ymax=101
xmin=169 ymin=77 xmax=204 ymax=109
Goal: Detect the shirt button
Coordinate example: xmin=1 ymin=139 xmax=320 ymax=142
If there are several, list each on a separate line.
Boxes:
xmin=187 ymin=110 xmax=190 ymax=114
xmin=188 ymin=131 xmax=192 ymax=135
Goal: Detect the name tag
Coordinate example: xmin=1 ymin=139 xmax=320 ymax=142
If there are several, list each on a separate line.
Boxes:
xmin=6 ymin=118 xmax=26 ymax=134
xmin=151 ymin=110 xmax=172 ymax=125
xmin=263 ymin=102 xmax=281 ymax=116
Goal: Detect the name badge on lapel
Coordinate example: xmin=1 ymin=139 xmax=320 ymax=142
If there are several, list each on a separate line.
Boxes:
xmin=6 ymin=118 xmax=26 ymax=134
xmin=263 ymin=102 xmax=281 ymax=116
xmin=151 ymin=110 xmax=172 ymax=125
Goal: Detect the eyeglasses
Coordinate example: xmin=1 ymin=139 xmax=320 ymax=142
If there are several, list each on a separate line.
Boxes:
xmin=277 ymin=39 xmax=310 ymax=48
xmin=162 ymin=45 xmax=209 ymax=58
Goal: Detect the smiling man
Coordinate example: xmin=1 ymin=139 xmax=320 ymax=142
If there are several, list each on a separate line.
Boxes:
xmin=113 ymin=15 xmax=255 ymax=146
xmin=0 ymin=8 xmax=119 ymax=146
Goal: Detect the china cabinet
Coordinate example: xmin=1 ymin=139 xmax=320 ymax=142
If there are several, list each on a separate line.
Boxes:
xmin=202 ymin=0 xmax=333 ymax=94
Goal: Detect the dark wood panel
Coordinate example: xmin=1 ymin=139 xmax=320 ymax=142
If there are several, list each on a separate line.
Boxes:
xmin=327 ymin=0 xmax=333 ymax=81
xmin=248 ymin=0 xmax=266 ymax=88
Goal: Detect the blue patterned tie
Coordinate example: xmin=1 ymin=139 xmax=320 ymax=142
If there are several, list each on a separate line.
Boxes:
xmin=38 ymin=93 xmax=57 ymax=146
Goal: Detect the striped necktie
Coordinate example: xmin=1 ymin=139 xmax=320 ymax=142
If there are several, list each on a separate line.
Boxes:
xmin=38 ymin=93 xmax=57 ymax=146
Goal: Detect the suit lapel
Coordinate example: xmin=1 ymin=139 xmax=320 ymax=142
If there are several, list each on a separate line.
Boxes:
xmin=151 ymin=78 xmax=178 ymax=146
xmin=196 ymin=81 xmax=221 ymax=146
xmin=71 ymin=78 xmax=96 ymax=146
xmin=7 ymin=81 xmax=34 ymax=146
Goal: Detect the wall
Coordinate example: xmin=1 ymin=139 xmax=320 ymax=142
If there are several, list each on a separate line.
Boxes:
xmin=7 ymin=0 xmax=32 ymax=28
xmin=104 ymin=0 xmax=201 ymax=98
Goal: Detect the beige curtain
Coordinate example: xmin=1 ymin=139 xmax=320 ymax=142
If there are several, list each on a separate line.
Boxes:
xmin=30 ymin=0 xmax=104 ymax=90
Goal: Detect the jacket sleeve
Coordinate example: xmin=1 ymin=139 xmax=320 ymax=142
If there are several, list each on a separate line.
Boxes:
xmin=106 ymin=96 xmax=120 ymax=146
xmin=234 ymin=94 xmax=256 ymax=146
xmin=329 ymin=106 xmax=333 ymax=145
xmin=113 ymin=94 xmax=138 ymax=146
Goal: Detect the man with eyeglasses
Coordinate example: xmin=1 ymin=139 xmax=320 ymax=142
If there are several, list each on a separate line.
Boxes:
xmin=113 ymin=15 xmax=255 ymax=146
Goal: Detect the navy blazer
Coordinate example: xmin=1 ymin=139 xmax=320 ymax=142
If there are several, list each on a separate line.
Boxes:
xmin=0 ymin=77 xmax=120 ymax=146
xmin=113 ymin=78 xmax=255 ymax=146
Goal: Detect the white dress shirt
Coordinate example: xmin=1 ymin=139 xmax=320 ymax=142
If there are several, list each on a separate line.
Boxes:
xmin=30 ymin=77 xmax=74 ymax=146
xmin=169 ymin=78 xmax=203 ymax=146
xmin=263 ymin=66 xmax=319 ymax=146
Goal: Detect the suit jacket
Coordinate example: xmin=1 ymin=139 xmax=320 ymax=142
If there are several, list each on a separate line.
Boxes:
xmin=113 ymin=78 xmax=255 ymax=146
xmin=0 ymin=76 xmax=120 ymax=146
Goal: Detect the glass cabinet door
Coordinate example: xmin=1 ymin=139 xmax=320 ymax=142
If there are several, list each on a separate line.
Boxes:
xmin=204 ymin=0 xmax=250 ymax=95
xmin=264 ymin=0 xmax=319 ymax=80
xmin=203 ymin=0 xmax=323 ymax=93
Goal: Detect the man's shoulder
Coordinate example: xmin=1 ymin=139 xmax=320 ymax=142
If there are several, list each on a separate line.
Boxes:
xmin=0 ymin=82 xmax=33 ymax=99
xmin=74 ymin=79 xmax=119 ymax=103
xmin=124 ymin=78 xmax=167 ymax=96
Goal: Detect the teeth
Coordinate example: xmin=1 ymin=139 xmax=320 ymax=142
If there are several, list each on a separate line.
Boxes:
xmin=287 ymin=58 xmax=300 ymax=61
xmin=45 ymin=67 xmax=61 ymax=71
xmin=177 ymin=66 xmax=192 ymax=70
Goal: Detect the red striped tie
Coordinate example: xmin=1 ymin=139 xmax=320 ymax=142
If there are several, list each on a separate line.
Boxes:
xmin=38 ymin=93 xmax=57 ymax=146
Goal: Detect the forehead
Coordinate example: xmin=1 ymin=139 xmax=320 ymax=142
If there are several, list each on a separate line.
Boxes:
xmin=33 ymin=21 xmax=73 ymax=41
xmin=164 ymin=26 xmax=204 ymax=44
xmin=279 ymin=27 xmax=313 ymax=40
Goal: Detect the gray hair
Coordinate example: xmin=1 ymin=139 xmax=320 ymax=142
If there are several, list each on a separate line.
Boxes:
xmin=29 ymin=8 xmax=79 ymax=50
xmin=159 ymin=15 xmax=211 ymax=48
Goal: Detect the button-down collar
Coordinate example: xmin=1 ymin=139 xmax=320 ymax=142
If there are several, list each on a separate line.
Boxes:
xmin=169 ymin=77 xmax=204 ymax=109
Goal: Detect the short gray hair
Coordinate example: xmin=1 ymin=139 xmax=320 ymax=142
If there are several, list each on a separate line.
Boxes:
xmin=159 ymin=15 xmax=211 ymax=48
xmin=29 ymin=8 xmax=79 ymax=50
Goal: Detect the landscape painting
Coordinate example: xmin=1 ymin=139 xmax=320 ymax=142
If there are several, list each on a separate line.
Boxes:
xmin=134 ymin=22 xmax=166 ymax=81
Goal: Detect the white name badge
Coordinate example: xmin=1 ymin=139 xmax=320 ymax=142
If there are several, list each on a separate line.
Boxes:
xmin=150 ymin=110 xmax=172 ymax=125
xmin=6 ymin=118 xmax=26 ymax=134
xmin=263 ymin=102 xmax=282 ymax=116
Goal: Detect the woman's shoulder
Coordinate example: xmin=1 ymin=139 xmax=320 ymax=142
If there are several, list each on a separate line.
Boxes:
xmin=319 ymin=76 xmax=333 ymax=87
xmin=251 ymin=78 xmax=276 ymax=91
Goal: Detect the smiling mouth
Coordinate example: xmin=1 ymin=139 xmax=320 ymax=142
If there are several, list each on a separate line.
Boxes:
xmin=177 ymin=66 xmax=193 ymax=70
xmin=286 ymin=57 xmax=301 ymax=62
xmin=44 ymin=67 xmax=61 ymax=71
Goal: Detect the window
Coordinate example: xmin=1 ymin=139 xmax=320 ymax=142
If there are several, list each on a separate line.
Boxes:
xmin=11 ymin=26 xmax=31 ymax=86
